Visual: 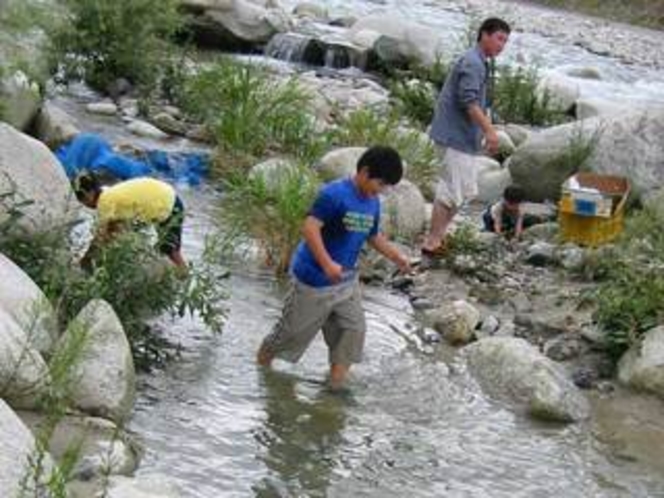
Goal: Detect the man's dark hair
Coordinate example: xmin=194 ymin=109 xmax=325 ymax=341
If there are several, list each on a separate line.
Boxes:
xmin=357 ymin=145 xmax=403 ymax=185
xmin=73 ymin=171 xmax=102 ymax=202
xmin=477 ymin=17 xmax=511 ymax=42
xmin=504 ymin=184 xmax=525 ymax=203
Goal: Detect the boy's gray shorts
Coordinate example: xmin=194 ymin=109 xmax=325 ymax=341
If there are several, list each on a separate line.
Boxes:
xmin=260 ymin=277 xmax=366 ymax=365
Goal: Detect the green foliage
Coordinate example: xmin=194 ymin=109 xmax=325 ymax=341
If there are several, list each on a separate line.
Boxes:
xmin=544 ymin=124 xmax=601 ymax=179
xmin=0 ymin=213 xmax=227 ymax=368
xmin=445 ymin=223 xmax=485 ymax=258
xmin=219 ymin=163 xmax=321 ymax=274
xmin=330 ymin=108 xmax=438 ymax=197
xmin=493 ymin=65 xmax=568 ymax=126
xmin=46 ymin=0 xmax=182 ymax=92
xmin=589 ymin=207 xmax=664 ymax=360
xmin=178 ymin=57 xmax=324 ymax=169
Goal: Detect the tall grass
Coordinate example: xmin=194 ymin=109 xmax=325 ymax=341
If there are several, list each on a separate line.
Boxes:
xmin=178 ymin=57 xmax=324 ymax=172
xmin=493 ymin=65 xmax=568 ymax=126
xmin=329 ymin=108 xmax=438 ymax=196
xmin=219 ymin=163 xmax=321 ymax=274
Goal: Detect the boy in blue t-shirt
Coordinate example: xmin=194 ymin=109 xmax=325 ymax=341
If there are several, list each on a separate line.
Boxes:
xmin=257 ymin=146 xmax=411 ymax=389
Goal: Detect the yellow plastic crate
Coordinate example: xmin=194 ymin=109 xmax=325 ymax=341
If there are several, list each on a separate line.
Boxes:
xmin=558 ymin=173 xmax=629 ymax=247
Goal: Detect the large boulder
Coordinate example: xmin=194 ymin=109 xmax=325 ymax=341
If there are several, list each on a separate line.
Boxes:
xmin=618 ymin=326 xmax=664 ymax=398
xmin=0 ymin=399 xmax=54 ymax=497
xmin=0 ymin=253 xmax=57 ymax=355
xmin=0 ymin=70 xmax=42 ymax=131
xmin=348 ymin=14 xmax=444 ymax=67
xmin=507 ymin=118 xmax=602 ymax=202
xmin=537 ymin=71 xmax=580 ymax=114
xmin=182 ymin=0 xmax=291 ymax=50
xmin=380 ymin=179 xmax=426 ymax=240
xmin=33 ymin=101 xmax=80 ymax=148
xmin=58 ymin=300 xmax=135 ymax=423
xmin=463 ymin=337 xmax=590 ymax=422
xmin=315 ymin=147 xmax=366 ymax=181
xmin=0 ymin=308 xmax=50 ymax=409
xmin=0 ymin=123 xmax=78 ymax=234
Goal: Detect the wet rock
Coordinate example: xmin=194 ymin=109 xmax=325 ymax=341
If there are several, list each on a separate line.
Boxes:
xmin=618 ymin=325 xmax=664 ymax=399
xmin=151 ymin=112 xmax=188 ymax=136
xmin=478 ymin=315 xmax=500 ymax=338
xmin=463 ymin=337 xmax=590 ymax=422
xmin=411 ymin=296 xmax=435 ymax=311
xmin=537 ymin=71 xmax=580 ymax=113
xmin=0 ymin=70 xmax=41 ymax=131
xmin=34 ymin=101 xmax=80 ymax=148
xmin=526 ymin=242 xmax=558 ymax=267
xmin=426 ymin=300 xmax=480 ymax=346
xmin=86 ymin=101 xmax=118 ymax=116
xmin=293 ymin=2 xmax=328 ymax=21
xmin=543 ymin=333 xmax=589 ymax=361
xmin=558 ymin=244 xmax=586 ymax=271
xmin=521 ymin=221 xmax=558 ymax=243
xmin=508 ymin=292 xmax=532 ymax=313
xmin=126 ymin=119 xmax=169 ymax=139
xmin=104 ymin=474 xmax=181 ymax=498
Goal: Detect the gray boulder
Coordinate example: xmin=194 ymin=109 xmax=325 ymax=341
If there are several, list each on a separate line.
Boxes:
xmin=315 ymin=147 xmax=365 ymax=181
xmin=59 ymin=300 xmax=135 ymax=423
xmin=0 ymin=70 xmax=41 ymax=131
xmin=618 ymin=326 xmax=664 ymax=398
xmin=34 ymin=102 xmax=80 ymax=148
xmin=380 ymin=179 xmax=426 ymax=241
xmin=0 ymin=308 xmax=50 ymax=409
xmin=0 ymin=399 xmax=54 ymax=497
xmin=0 ymin=253 xmax=57 ymax=355
xmin=463 ymin=337 xmax=590 ymax=422
xmin=0 ymin=123 xmax=78 ymax=234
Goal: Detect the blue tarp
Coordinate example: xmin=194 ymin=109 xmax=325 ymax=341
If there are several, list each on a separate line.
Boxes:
xmin=55 ymin=133 xmax=209 ymax=186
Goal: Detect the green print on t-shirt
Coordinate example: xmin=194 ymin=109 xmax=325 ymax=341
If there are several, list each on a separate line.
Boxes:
xmin=343 ymin=211 xmax=374 ymax=233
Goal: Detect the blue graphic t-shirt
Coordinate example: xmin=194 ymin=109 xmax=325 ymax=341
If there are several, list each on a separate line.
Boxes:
xmin=292 ymin=177 xmax=380 ymax=287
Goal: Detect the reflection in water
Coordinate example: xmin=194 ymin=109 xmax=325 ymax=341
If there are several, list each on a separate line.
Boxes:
xmin=254 ymin=370 xmax=348 ymax=497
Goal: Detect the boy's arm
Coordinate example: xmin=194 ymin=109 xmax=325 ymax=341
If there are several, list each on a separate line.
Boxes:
xmin=302 ymin=215 xmax=343 ymax=283
xmin=368 ymin=233 xmax=411 ymax=273
xmin=514 ymin=211 xmax=524 ymax=238
xmin=468 ymin=103 xmax=498 ymax=155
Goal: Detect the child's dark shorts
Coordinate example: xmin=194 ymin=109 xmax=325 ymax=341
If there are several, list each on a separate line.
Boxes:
xmin=157 ymin=196 xmax=184 ymax=255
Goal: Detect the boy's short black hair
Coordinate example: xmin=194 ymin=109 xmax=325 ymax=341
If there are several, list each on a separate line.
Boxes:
xmin=357 ymin=146 xmax=403 ymax=185
xmin=73 ymin=171 xmax=102 ymax=202
xmin=504 ymin=184 xmax=525 ymax=203
xmin=477 ymin=18 xmax=511 ymax=42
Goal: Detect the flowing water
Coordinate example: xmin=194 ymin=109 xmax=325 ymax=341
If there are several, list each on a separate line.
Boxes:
xmin=52 ymin=1 xmax=664 ymax=495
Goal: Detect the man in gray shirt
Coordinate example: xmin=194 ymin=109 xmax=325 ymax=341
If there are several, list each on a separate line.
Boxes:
xmin=422 ymin=17 xmax=511 ymax=258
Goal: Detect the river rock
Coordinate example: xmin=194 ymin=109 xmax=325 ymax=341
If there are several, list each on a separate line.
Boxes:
xmin=0 ymin=123 xmax=78 ymax=234
xmin=293 ymin=2 xmax=328 ymax=21
xmin=502 ymin=124 xmax=531 ymax=148
xmin=618 ymin=326 xmax=664 ymax=399
xmin=86 ymin=101 xmax=118 ymax=116
xmin=537 ymin=71 xmax=580 ymax=113
xmin=0 ymin=253 xmax=57 ymax=355
xmin=59 ymin=300 xmax=135 ymax=423
xmin=0 ymin=308 xmax=50 ymax=409
xmin=426 ymin=300 xmax=480 ymax=346
xmin=0 ymin=399 xmax=54 ymax=497
xmin=380 ymin=179 xmax=426 ymax=240
xmin=33 ymin=102 xmax=80 ymax=148
xmin=348 ymin=13 xmax=445 ymax=67
xmin=463 ymin=337 xmax=590 ymax=422
xmin=477 ymin=167 xmax=511 ymax=204
xmin=315 ymin=147 xmax=365 ymax=181
xmin=0 ymin=70 xmax=41 ymax=131
xmin=126 ymin=119 xmax=169 ymax=139
xmin=105 ymin=474 xmax=181 ymax=498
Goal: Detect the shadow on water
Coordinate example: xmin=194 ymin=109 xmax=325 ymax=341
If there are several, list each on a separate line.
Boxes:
xmin=253 ymin=369 xmax=349 ymax=498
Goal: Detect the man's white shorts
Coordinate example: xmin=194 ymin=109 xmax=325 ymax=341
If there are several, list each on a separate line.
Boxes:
xmin=434 ymin=146 xmax=478 ymax=208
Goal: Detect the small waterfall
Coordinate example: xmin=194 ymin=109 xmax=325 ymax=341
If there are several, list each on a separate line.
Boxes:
xmin=323 ymin=44 xmax=351 ymax=69
xmin=265 ymin=33 xmax=325 ymax=66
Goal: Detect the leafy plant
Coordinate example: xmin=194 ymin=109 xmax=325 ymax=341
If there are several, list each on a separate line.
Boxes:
xmin=178 ymin=57 xmax=323 ymax=169
xmin=46 ymin=0 xmax=183 ymax=92
xmin=589 ymin=207 xmax=664 ymax=360
xmin=219 ymin=163 xmax=321 ymax=274
xmin=330 ymin=108 xmax=438 ymax=197
xmin=493 ymin=65 xmax=568 ymax=126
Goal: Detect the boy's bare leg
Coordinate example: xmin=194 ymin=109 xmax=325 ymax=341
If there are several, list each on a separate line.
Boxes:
xmin=329 ymin=363 xmax=350 ymax=390
xmin=168 ymin=250 xmax=187 ymax=268
xmin=422 ymin=201 xmax=457 ymax=252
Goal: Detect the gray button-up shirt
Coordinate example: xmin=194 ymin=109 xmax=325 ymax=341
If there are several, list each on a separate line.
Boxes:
xmin=429 ymin=46 xmax=488 ymax=155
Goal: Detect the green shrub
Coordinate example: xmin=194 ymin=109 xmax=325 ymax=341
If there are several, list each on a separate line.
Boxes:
xmin=47 ymin=0 xmax=182 ymax=92
xmin=330 ymin=108 xmax=438 ymax=197
xmin=493 ymin=65 xmax=568 ymax=126
xmin=179 ymin=57 xmax=323 ymax=169
xmin=389 ymin=78 xmax=437 ymax=128
xmin=0 ymin=212 xmax=227 ymax=368
xmin=219 ymin=163 xmax=321 ymax=274
xmin=590 ymin=207 xmax=664 ymax=360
